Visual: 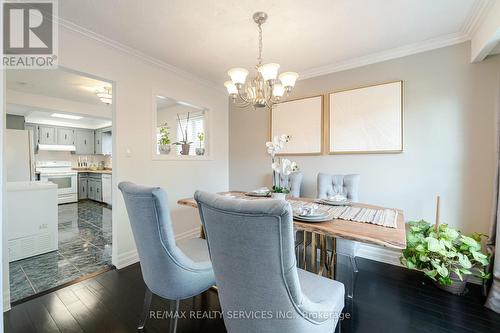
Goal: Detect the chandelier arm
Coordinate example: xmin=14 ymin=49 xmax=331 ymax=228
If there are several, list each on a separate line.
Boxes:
xmin=236 ymin=90 xmax=252 ymax=104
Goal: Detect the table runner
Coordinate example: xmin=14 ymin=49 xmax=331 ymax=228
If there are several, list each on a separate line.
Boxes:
xmin=289 ymin=200 xmax=398 ymax=228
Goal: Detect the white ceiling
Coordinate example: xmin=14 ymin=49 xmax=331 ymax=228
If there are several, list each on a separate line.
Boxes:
xmin=6 ymin=69 xmax=112 ymax=129
xmin=59 ymin=0 xmax=487 ymax=85
xmin=6 ymin=69 xmax=111 ymax=105
xmin=7 ymin=104 xmax=112 ymax=129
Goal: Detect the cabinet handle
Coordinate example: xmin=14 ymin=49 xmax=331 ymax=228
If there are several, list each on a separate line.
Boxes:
xmin=84 ymin=139 xmax=87 ymax=145
xmin=65 ymin=134 xmax=67 ymax=140
xmin=46 ymin=132 xmax=49 ymax=138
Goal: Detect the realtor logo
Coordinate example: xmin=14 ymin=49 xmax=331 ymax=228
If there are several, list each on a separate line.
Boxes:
xmin=2 ymin=0 xmax=58 ymax=68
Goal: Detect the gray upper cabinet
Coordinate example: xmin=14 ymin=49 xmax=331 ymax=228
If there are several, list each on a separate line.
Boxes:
xmin=24 ymin=123 xmax=38 ymax=152
xmin=57 ymin=128 xmax=75 ymax=145
xmin=38 ymin=125 xmax=56 ymax=144
xmin=94 ymin=129 xmax=102 ymax=155
xmin=75 ymin=129 xmax=95 ymax=155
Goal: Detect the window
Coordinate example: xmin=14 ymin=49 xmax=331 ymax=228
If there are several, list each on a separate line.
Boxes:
xmin=176 ymin=111 xmax=206 ymax=156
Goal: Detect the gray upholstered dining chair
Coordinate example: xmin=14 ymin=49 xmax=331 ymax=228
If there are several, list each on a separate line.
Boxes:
xmin=280 ymin=171 xmax=303 ymax=197
xmin=119 ymin=182 xmax=215 ymax=333
xmin=195 ymin=190 xmax=345 ymax=333
xmin=317 ymin=173 xmax=360 ymax=299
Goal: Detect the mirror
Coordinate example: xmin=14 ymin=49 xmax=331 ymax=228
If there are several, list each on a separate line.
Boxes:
xmin=154 ymin=95 xmax=209 ymax=158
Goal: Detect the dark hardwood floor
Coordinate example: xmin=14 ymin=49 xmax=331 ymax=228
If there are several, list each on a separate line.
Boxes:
xmin=4 ymin=257 xmax=500 ymax=333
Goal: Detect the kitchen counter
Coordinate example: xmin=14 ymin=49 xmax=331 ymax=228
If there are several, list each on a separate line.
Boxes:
xmin=73 ymin=168 xmax=112 ymax=174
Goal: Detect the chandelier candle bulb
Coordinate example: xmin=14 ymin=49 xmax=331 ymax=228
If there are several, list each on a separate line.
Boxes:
xmin=279 ymin=72 xmax=299 ymax=88
xmin=224 ymin=81 xmax=238 ymax=95
xmin=258 ymin=63 xmax=280 ymax=82
xmin=272 ymin=84 xmax=285 ymax=98
xmin=228 ymin=68 xmax=249 ymax=85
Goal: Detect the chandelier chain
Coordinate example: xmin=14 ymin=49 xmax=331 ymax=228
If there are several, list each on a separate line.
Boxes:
xmin=258 ymin=23 xmax=263 ymax=66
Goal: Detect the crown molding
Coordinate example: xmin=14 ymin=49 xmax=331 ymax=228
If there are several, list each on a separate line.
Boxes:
xmin=299 ymin=0 xmax=494 ymax=80
xmin=57 ymin=17 xmax=224 ymax=94
xmin=298 ymin=32 xmax=469 ymax=80
xmin=461 ymin=0 xmax=495 ymax=38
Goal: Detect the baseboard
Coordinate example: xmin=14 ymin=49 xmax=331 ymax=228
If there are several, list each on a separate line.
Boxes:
xmin=356 ymin=243 xmax=403 ymax=267
xmin=3 ymin=290 xmax=11 ymax=312
xmin=115 ymin=227 xmax=200 ymax=269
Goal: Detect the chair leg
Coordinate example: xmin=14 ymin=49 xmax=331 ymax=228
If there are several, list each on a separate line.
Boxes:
xmin=138 ymin=288 xmax=152 ymax=331
xmin=169 ymin=299 xmax=180 ymax=333
xmin=348 ymin=256 xmax=358 ymax=299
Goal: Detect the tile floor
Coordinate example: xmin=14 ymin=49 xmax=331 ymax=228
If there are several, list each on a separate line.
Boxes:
xmin=9 ymin=200 xmax=113 ymax=303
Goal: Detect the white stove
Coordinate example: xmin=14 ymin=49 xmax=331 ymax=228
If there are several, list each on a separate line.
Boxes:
xmin=36 ymin=161 xmax=78 ymax=204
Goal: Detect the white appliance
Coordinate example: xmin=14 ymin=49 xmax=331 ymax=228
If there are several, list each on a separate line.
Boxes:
xmin=102 ymin=174 xmax=112 ymax=206
xmin=36 ymin=161 xmax=78 ymax=204
xmin=7 ymin=181 xmax=58 ymax=262
xmin=5 ymin=129 xmax=35 ymax=182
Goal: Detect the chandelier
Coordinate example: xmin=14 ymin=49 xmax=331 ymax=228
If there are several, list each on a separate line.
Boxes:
xmin=224 ymin=12 xmax=298 ymax=110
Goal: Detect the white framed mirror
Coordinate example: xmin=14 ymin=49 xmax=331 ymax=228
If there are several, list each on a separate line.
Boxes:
xmin=152 ymin=94 xmax=210 ymax=160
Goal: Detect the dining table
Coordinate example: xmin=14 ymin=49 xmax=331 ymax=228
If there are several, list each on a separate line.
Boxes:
xmin=177 ymin=191 xmax=407 ymax=278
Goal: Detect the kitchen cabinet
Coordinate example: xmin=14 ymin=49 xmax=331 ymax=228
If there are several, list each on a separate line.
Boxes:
xmin=94 ymin=129 xmax=102 ymax=154
xmin=78 ymin=175 xmax=88 ymax=200
xmin=75 ymin=129 xmax=95 ymax=155
xmin=38 ymin=125 xmax=56 ymax=144
xmin=57 ymin=128 xmax=75 ymax=145
xmin=24 ymin=123 xmax=38 ymax=152
xmin=102 ymin=174 xmax=112 ymax=206
xmin=95 ymin=127 xmax=112 ymax=155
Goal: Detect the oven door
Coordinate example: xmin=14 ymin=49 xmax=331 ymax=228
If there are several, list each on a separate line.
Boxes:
xmin=40 ymin=173 xmax=77 ymax=195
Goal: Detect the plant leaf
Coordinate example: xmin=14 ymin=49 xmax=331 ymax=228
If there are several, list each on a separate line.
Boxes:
xmin=426 ymin=237 xmax=441 ymax=252
xmin=425 ymin=270 xmax=438 ymax=280
xmin=457 ymin=253 xmax=472 ymax=269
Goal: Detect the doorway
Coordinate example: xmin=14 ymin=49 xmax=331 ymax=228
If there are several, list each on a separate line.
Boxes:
xmin=4 ymin=68 xmax=115 ymax=304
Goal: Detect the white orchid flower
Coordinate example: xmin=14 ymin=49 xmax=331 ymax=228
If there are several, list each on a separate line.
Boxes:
xmin=271 ymin=162 xmax=281 ymax=173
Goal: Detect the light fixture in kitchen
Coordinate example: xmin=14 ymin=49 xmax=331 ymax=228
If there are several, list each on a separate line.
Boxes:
xmin=96 ymin=87 xmax=112 ymax=105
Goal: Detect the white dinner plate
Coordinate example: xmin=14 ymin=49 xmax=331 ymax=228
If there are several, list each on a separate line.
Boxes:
xmin=245 ymin=191 xmax=271 ymax=197
xmin=293 ymin=210 xmax=331 ymax=222
xmin=317 ymin=198 xmax=352 ymax=206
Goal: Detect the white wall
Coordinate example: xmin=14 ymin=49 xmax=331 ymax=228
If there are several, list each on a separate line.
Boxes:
xmin=57 ymin=28 xmax=229 ymax=268
xmin=229 ymin=42 xmax=500 ymax=253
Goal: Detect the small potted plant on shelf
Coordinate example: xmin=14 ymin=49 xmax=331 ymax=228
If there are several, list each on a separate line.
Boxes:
xmin=196 ymin=132 xmax=205 ymax=156
xmin=175 ymin=112 xmax=192 ymax=155
xmin=158 ymin=122 xmax=171 ymax=154
xmin=400 ymin=220 xmax=490 ymax=295
xmin=265 ymin=134 xmax=298 ymax=200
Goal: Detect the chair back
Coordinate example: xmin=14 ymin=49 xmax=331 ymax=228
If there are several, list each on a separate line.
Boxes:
xmin=119 ymin=182 xmax=210 ymax=299
xmin=279 ymin=171 xmax=303 ymax=197
xmin=195 ymin=191 xmax=309 ymax=332
xmin=317 ymin=173 xmax=360 ymax=201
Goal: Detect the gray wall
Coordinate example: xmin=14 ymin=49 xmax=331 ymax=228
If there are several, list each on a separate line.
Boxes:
xmin=5 ymin=114 xmax=24 ymax=130
xmin=229 ymin=42 xmax=500 ymax=235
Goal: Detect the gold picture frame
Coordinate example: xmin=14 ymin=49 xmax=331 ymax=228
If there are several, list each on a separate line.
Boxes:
xmin=328 ymin=80 xmax=404 ymax=154
xmin=270 ymin=95 xmax=324 ymax=156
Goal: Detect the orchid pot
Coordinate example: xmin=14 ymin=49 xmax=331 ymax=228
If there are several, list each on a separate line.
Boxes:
xmin=159 ymin=144 xmax=171 ymax=155
xmin=180 ymin=143 xmax=191 ymax=155
xmin=271 ymin=192 xmax=287 ymax=200
xmin=195 ymin=148 xmax=205 ymax=156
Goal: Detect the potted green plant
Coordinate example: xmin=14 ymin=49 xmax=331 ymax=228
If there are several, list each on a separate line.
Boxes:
xmin=158 ymin=123 xmax=171 ymax=154
xmin=196 ymin=132 xmax=205 ymax=156
xmin=175 ymin=112 xmax=192 ymax=155
xmin=400 ymin=220 xmax=490 ymax=295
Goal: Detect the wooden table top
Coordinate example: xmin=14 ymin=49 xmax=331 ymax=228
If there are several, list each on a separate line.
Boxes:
xmin=177 ymin=191 xmax=407 ymax=250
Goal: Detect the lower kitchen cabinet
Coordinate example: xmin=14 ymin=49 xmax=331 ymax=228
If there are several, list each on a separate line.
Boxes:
xmin=79 ymin=176 xmax=88 ymax=199
xmin=78 ymin=172 xmax=110 ymax=203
